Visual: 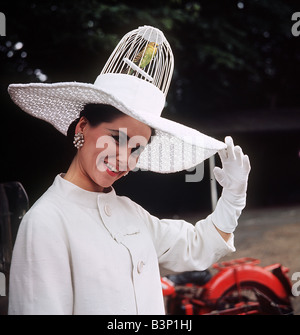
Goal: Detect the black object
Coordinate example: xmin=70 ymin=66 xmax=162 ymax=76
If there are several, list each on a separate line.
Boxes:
xmin=0 ymin=182 xmax=28 ymax=314
xmin=167 ymin=270 xmax=212 ymax=286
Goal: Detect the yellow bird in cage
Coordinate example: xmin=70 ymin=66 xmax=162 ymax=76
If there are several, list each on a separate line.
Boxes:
xmin=128 ymin=42 xmax=158 ymax=75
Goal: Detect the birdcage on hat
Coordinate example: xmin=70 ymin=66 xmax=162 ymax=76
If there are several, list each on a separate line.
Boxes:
xmin=100 ymin=25 xmax=174 ymax=97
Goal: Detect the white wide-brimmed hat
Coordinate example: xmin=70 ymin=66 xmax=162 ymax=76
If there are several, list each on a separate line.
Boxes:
xmin=8 ymin=25 xmax=226 ymax=173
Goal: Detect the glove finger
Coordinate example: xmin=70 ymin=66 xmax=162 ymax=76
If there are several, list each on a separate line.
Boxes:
xmin=217 ymin=147 xmax=228 ymax=162
xmin=234 ymin=145 xmax=244 ymax=166
xmin=225 ymin=136 xmax=236 ymax=160
xmin=243 ymin=154 xmax=251 ymax=173
xmin=213 ymin=167 xmax=226 ymax=187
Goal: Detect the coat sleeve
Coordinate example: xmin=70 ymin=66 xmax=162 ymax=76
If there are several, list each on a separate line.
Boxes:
xmin=131 ymin=201 xmax=236 ymax=276
xmin=8 ymin=205 xmax=73 ymax=315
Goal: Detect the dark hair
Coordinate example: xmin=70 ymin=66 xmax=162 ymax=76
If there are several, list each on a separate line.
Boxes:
xmin=67 ymin=103 xmax=155 ymax=147
xmin=67 ymin=104 xmax=124 ymax=140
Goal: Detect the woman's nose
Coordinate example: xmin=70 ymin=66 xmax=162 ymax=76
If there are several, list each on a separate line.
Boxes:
xmin=117 ymin=145 xmax=132 ymax=169
xmin=118 ymin=145 xmax=142 ymax=171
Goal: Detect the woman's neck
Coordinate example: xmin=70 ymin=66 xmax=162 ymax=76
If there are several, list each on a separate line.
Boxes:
xmin=64 ymin=156 xmax=107 ymax=193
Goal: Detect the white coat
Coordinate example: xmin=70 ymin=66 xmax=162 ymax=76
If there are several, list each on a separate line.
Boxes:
xmin=8 ymin=174 xmax=235 ymax=315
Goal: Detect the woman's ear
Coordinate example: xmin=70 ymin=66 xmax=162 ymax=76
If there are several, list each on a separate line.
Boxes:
xmin=75 ymin=117 xmax=88 ymax=133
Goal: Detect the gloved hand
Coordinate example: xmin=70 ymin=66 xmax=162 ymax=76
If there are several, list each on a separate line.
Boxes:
xmin=211 ymin=136 xmax=251 ymax=234
xmin=213 ymin=136 xmax=251 ymax=196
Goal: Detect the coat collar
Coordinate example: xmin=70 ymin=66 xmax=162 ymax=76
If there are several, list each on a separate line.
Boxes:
xmin=51 ymin=174 xmax=117 ymax=209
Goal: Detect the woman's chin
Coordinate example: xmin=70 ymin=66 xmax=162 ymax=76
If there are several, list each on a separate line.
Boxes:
xmin=93 ymin=173 xmax=120 ymax=190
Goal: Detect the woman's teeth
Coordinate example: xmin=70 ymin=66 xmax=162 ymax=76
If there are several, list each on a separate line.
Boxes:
xmin=105 ymin=162 xmax=118 ymax=173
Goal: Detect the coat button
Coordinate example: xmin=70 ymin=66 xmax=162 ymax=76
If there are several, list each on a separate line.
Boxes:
xmin=104 ymin=204 xmax=112 ymax=216
xmin=137 ymin=261 xmax=145 ymax=274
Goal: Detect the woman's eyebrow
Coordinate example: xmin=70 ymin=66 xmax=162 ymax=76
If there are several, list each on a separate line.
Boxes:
xmin=107 ymin=128 xmax=130 ymax=142
xmin=107 ymin=128 xmax=146 ymax=149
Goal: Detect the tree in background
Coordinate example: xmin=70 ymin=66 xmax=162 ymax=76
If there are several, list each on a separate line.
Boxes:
xmin=1 ymin=0 xmax=299 ymax=118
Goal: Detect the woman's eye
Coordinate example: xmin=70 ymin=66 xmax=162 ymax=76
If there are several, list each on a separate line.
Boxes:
xmin=112 ymin=134 xmax=128 ymax=146
xmin=111 ymin=135 xmax=119 ymax=143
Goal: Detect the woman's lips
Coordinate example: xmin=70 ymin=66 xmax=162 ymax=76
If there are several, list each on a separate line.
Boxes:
xmin=103 ymin=161 xmax=122 ymax=177
xmin=106 ymin=168 xmax=119 ymax=177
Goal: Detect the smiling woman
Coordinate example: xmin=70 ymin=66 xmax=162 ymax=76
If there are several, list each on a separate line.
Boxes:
xmin=64 ymin=103 xmax=153 ymax=192
xmin=7 ymin=25 xmax=250 ymax=315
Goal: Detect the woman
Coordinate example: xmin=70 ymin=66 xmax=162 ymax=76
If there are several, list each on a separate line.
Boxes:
xmin=7 ymin=26 xmax=250 ymax=315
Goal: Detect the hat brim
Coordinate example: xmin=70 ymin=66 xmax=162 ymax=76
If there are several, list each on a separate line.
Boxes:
xmin=8 ymin=82 xmax=226 ymax=173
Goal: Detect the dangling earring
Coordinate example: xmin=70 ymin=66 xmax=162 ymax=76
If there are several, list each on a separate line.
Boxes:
xmin=73 ymin=132 xmax=84 ymax=149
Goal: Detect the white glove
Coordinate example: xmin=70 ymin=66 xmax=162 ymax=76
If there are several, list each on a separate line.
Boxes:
xmin=211 ymin=136 xmax=251 ymax=233
xmin=213 ymin=136 xmax=250 ymax=196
